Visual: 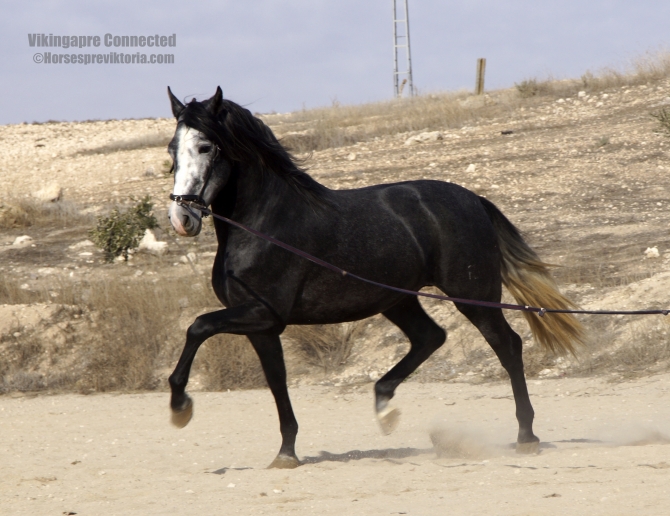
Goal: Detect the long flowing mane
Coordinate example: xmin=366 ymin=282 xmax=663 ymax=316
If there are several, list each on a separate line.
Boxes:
xmin=178 ymin=98 xmax=328 ymax=205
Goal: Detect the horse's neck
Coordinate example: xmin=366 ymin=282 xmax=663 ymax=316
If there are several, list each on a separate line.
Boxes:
xmin=210 ymin=164 xmax=305 ymax=244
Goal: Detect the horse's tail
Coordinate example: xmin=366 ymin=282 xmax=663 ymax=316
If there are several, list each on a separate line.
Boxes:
xmin=479 ymin=196 xmax=585 ymax=356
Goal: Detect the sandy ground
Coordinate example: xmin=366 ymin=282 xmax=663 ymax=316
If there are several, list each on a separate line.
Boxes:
xmin=2 ymin=374 xmax=670 ymax=515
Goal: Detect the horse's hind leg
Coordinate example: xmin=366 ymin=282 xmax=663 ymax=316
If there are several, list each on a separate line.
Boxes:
xmin=376 ymin=296 xmax=446 ymax=434
xmin=247 ymin=334 xmax=300 ymax=469
xmin=455 ymin=304 xmax=539 ymax=453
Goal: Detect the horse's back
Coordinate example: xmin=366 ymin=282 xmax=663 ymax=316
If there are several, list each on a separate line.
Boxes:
xmin=288 ymin=180 xmax=503 ymax=320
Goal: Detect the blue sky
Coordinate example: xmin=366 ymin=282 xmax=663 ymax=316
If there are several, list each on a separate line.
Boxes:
xmin=1 ymin=1 xmax=668 ymax=124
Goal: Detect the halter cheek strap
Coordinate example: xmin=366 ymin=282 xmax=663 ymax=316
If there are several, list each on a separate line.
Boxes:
xmin=169 ymin=146 xmax=220 ymax=216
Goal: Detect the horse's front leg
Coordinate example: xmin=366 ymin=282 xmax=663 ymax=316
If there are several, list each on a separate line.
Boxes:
xmin=168 ymin=302 xmax=279 ymax=428
xmin=247 ymin=334 xmax=300 ymax=469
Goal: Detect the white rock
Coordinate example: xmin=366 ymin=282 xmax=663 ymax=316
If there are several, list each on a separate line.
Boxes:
xmin=12 ymin=235 xmax=33 ymax=246
xmin=138 ymin=229 xmax=168 ymax=256
xmin=346 ymin=152 xmax=357 ymax=161
xmin=69 ymin=239 xmax=94 ymax=249
xmin=466 ymin=164 xmax=476 ymax=173
xmin=404 ymin=131 xmax=443 ymax=146
xmin=644 ymin=247 xmax=660 ymax=259
xmin=577 ymin=91 xmax=587 ymax=98
xmin=32 ymin=182 xmax=62 ymax=202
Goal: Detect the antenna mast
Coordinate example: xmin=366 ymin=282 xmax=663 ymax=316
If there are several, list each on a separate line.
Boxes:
xmin=393 ymin=0 xmax=414 ymax=98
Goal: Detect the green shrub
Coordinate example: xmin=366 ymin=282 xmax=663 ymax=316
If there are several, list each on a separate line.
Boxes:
xmin=90 ymin=196 xmax=158 ymax=262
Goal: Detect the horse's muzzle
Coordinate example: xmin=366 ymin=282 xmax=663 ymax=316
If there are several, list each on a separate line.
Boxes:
xmin=169 ymin=202 xmax=202 ymax=236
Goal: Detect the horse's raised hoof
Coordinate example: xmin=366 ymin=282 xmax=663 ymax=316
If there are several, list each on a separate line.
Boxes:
xmin=377 ymin=407 xmax=401 ymax=435
xmin=516 ymin=439 xmax=540 ymax=455
xmin=268 ymin=454 xmax=301 ymax=469
xmin=171 ymin=396 xmax=193 ymax=428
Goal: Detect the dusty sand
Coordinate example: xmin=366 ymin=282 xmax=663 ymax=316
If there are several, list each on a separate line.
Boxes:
xmin=2 ymin=374 xmax=670 ymax=515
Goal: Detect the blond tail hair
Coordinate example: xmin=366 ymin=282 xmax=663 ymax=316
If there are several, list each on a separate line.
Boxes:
xmin=479 ymin=197 xmax=585 ymax=356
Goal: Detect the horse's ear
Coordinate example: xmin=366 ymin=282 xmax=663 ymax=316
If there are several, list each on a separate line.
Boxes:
xmin=167 ymin=86 xmax=185 ymax=118
xmin=203 ymin=86 xmax=223 ymax=115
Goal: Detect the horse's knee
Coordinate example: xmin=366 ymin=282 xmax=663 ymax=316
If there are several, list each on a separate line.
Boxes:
xmin=186 ymin=316 xmax=213 ymax=342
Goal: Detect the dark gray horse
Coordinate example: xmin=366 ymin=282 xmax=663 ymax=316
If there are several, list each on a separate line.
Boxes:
xmin=165 ymin=87 xmax=584 ymax=468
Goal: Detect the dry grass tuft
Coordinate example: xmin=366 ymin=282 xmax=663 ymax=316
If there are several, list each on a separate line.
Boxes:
xmin=573 ymin=318 xmax=670 ymax=378
xmin=199 ymin=334 xmax=266 ymax=390
xmin=285 ymin=322 xmax=366 ymax=373
xmin=0 ymin=274 xmax=219 ymax=393
xmin=651 ymin=108 xmax=670 ymax=137
xmin=78 ymin=133 xmax=171 ymax=155
xmin=0 ymin=197 xmax=92 ymax=229
xmin=514 ymin=50 xmax=670 ymax=101
xmin=269 ymin=51 xmax=670 ymax=155
xmin=270 ymin=91 xmax=509 ymax=153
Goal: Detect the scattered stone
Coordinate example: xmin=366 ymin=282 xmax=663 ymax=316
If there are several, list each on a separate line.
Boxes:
xmin=138 ymin=229 xmax=168 ymax=256
xmin=578 ymin=91 xmax=587 ymax=98
xmin=179 ymin=252 xmax=198 ymax=264
xmin=145 ymin=166 xmax=155 ymax=176
xmin=466 ymin=164 xmax=476 ymax=173
xmin=346 ymin=152 xmax=357 ymax=161
xmin=32 ymin=183 xmax=63 ymax=202
xmin=69 ymin=240 xmax=94 ymax=250
xmin=404 ymin=131 xmax=443 ymax=145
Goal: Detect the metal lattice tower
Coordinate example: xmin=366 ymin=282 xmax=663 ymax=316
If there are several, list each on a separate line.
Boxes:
xmin=392 ymin=0 xmax=414 ymax=98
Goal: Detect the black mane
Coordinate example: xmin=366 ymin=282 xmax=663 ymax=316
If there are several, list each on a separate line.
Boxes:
xmin=179 ymin=98 xmax=328 ymax=206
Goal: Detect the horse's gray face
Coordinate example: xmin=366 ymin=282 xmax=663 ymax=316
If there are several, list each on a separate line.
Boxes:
xmin=168 ymin=124 xmax=222 ymax=237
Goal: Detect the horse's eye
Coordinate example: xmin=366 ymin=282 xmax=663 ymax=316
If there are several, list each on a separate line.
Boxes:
xmin=199 ymin=145 xmax=212 ymax=154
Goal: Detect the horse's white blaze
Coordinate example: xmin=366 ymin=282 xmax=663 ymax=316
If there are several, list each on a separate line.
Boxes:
xmin=168 ymin=125 xmax=213 ymax=235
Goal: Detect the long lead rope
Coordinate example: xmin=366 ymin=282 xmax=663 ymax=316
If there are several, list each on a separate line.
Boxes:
xmin=171 ymin=196 xmax=669 ymax=318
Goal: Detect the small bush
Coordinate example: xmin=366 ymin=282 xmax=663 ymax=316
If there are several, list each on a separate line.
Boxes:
xmin=515 ymin=79 xmax=541 ymax=98
xmin=652 ymin=108 xmax=670 ymax=137
xmin=90 ymin=196 xmax=158 ymax=262
xmin=595 ymin=136 xmax=611 ymax=148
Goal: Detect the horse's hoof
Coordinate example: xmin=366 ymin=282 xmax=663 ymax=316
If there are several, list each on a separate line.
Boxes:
xmin=377 ymin=407 xmax=401 ymax=435
xmin=268 ymin=454 xmax=301 ymax=469
xmin=171 ymin=397 xmax=193 ymax=428
xmin=516 ymin=440 xmax=540 ymax=454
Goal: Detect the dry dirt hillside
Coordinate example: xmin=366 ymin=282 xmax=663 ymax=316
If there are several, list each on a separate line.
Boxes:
xmin=1 ymin=64 xmax=670 ymax=394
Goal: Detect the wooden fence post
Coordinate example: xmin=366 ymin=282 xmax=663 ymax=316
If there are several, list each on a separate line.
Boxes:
xmin=475 ymin=58 xmax=486 ymax=95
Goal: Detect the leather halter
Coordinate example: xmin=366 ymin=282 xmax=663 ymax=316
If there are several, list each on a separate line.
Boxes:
xmin=168 ymin=145 xmax=220 ymax=215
